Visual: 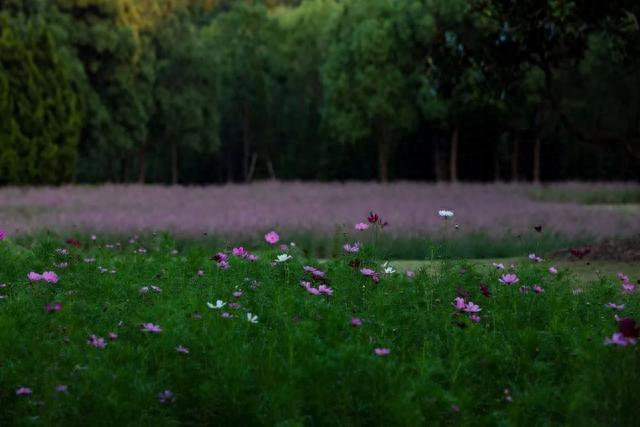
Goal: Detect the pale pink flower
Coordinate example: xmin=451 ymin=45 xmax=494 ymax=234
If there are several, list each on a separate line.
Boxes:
xmin=318 ymin=284 xmax=333 ymax=296
xmin=464 ymin=301 xmax=481 ymax=313
xmin=217 ymin=261 xmax=230 ymax=270
xmin=264 ymin=231 xmax=280 ymax=244
xmin=532 ymin=285 xmax=545 ymax=293
xmin=232 ymin=290 xmax=243 ymax=298
xmin=499 ymin=273 xmax=519 ymax=285
xmin=141 ymin=323 xmax=162 ymax=333
xmin=604 ymin=332 xmax=637 ymax=346
xmin=343 ymin=243 xmax=360 ymax=253
xmin=91 ymin=234 xmax=97 ymax=241
xmin=158 ymin=389 xmax=174 ymax=404
xmin=492 ymin=263 xmax=505 ymax=270
xmin=549 ymin=267 xmax=558 ymax=275
xmin=406 ymin=270 xmax=415 ymax=278
xmin=351 ymin=317 xmax=363 ymax=326
xmin=453 ymin=297 xmax=466 ymax=311
xmin=279 ymin=244 xmax=289 ymax=251
xmin=469 ymin=314 xmax=481 ymax=323
xmin=306 ymin=286 xmax=320 ymax=296
xmin=360 ymin=268 xmax=375 ymax=277
xmin=87 ymin=335 xmax=107 ymax=348
xmin=44 ymin=303 xmax=62 ymax=313
xmin=355 ymin=222 xmax=369 ymax=231
xmin=232 ymin=247 xmax=247 ymax=257
xmin=16 ymin=386 xmax=32 ymax=395
xmin=108 ymin=332 xmax=118 ymax=340
xmin=606 ymin=303 xmax=625 ymax=310
xmin=175 ymin=345 xmax=190 ymax=354
xmin=246 ymin=254 xmax=259 ymax=261
xmin=618 ymin=272 xmax=630 ymax=283
xmin=28 ymin=272 xmax=42 ymax=282
xmin=374 ymin=347 xmax=390 ymax=356
xmin=42 ymin=271 xmax=59 ymax=283
xmin=197 ymin=270 xmax=204 ymax=277
xmin=622 ymin=283 xmax=636 ymax=294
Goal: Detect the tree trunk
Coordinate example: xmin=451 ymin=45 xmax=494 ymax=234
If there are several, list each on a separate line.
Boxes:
xmin=533 ymin=136 xmax=541 ymax=183
xmin=266 ymin=157 xmax=276 ymax=180
xmin=137 ymin=145 xmax=146 ymax=184
xmin=246 ymin=151 xmax=258 ymax=182
xmin=377 ymin=135 xmax=389 ymax=183
xmin=434 ymin=138 xmax=445 ymax=182
xmin=450 ymin=126 xmax=459 ymax=183
xmin=511 ymin=138 xmax=519 ymax=182
xmin=170 ymin=141 xmax=178 ymax=185
xmin=242 ymin=105 xmax=250 ymax=182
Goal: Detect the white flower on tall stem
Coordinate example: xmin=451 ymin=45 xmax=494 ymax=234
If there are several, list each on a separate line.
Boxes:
xmin=246 ymin=313 xmax=259 ymax=323
xmin=207 ymin=300 xmax=226 ymax=310
xmin=438 ymin=209 xmax=454 ymax=219
xmin=382 ymin=261 xmax=396 ymax=274
xmin=275 ymin=254 xmax=292 ymax=263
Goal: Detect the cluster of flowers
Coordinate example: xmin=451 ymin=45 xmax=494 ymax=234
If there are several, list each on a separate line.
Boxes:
xmin=605 ymin=317 xmax=639 ymax=347
xmin=453 ymin=297 xmax=482 ymax=323
xmin=300 ymin=266 xmax=333 ymax=296
xmin=27 ymin=271 xmax=59 ymax=283
xmin=619 ymin=272 xmax=636 ymax=294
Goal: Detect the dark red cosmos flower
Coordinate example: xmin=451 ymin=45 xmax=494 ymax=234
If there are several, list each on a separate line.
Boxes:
xmin=479 ymin=283 xmax=491 ymax=298
xmin=349 ymin=259 xmax=362 ymax=269
xmin=570 ymin=247 xmax=591 ymax=259
xmin=618 ymin=318 xmax=640 ymax=339
xmin=66 ymin=239 xmax=81 ymax=248
xmin=367 ymin=212 xmax=379 ymax=224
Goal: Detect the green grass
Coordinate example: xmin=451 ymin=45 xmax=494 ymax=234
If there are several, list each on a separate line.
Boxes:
xmin=1 ymin=234 xmax=639 ymax=425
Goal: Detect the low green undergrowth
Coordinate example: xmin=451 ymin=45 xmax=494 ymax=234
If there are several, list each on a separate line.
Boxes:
xmin=0 ymin=233 xmax=639 ymax=426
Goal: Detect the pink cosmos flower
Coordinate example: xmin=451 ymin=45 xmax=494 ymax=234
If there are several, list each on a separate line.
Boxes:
xmin=87 ymin=335 xmax=107 ymax=348
xmin=213 ymin=252 xmax=228 ymax=262
xmin=360 ymin=268 xmax=375 ymax=277
xmin=453 ymin=297 xmax=466 ymax=311
xmin=464 ymin=301 xmax=481 ymax=313
xmin=622 ymin=283 xmax=636 ymax=294
xmin=549 ymin=267 xmax=558 ymax=275
xmin=0 ymin=229 xmax=5 ymax=240
xmin=16 ymin=387 xmax=32 ymax=395
xmin=528 ymin=253 xmax=543 ymax=263
xmin=232 ymin=290 xmax=243 ymax=298
xmin=28 ymin=272 xmax=42 ymax=282
xmin=499 ymin=273 xmax=519 ymax=285
xmin=618 ymin=272 xmax=630 ymax=283
xmin=374 ymin=347 xmax=391 ymax=356
xmin=217 ymin=261 xmax=230 ymax=270
xmin=318 ymin=284 xmax=333 ymax=296
xmin=141 ymin=323 xmax=162 ymax=333
xmin=91 ymin=234 xmax=97 ymax=241
xmin=279 ymin=244 xmax=289 ymax=251
xmin=343 ymin=243 xmax=360 ymax=253
xmin=108 ymin=332 xmax=118 ymax=340
xmin=175 ymin=345 xmax=190 ymax=354
xmin=306 ymin=286 xmax=320 ymax=296
xmin=197 ymin=270 xmax=204 ymax=277
xmin=492 ymin=263 xmax=505 ymax=270
xmin=355 ymin=222 xmax=369 ymax=231
xmin=232 ymin=247 xmax=247 ymax=257
xmin=246 ymin=254 xmax=259 ymax=261
xmin=351 ymin=317 xmax=363 ymax=326
xmin=604 ymin=332 xmax=637 ymax=346
xmin=606 ymin=303 xmax=625 ymax=310
xmin=469 ymin=314 xmax=481 ymax=323
xmin=532 ymin=285 xmax=545 ymax=293
xmin=406 ymin=270 xmax=415 ymax=278
xmin=228 ymin=302 xmax=241 ymax=309
xmin=42 ymin=271 xmax=59 ymax=283
xmin=265 ymin=231 xmax=280 ymax=244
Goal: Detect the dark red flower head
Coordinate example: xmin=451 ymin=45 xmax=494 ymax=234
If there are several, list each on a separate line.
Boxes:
xmin=479 ymin=283 xmax=491 ymax=298
xmin=618 ymin=318 xmax=640 ymax=338
xmin=570 ymin=247 xmax=591 ymax=259
xmin=66 ymin=239 xmax=81 ymax=248
xmin=367 ymin=212 xmax=379 ymax=224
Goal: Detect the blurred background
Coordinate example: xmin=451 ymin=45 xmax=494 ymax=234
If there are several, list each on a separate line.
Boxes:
xmin=1 ymin=0 xmax=639 ymax=260
xmin=1 ymin=0 xmax=639 ymax=185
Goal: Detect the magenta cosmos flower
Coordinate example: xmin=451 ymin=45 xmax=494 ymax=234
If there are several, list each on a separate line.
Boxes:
xmin=532 ymin=285 xmax=545 ymax=293
xmin=141 ymin=323 xmax=162 ymax=333
xmin=87 ymin=335 xmax=107 ymax=348
xmin=549 ymin=266 xmax=558 ymax=275
xmin=44 ymin=303 xmax=62 ymax=313
xmin=374 ymin=347 xmax=391 ymax=356
xmin=469 ymin=314 xmax=481 ymax=323
xmin=318 ymin=284 xmax=333 ymax=296
xmin=232 ymin=247 xmax=248 ymax=257
xmin=28 ymin=272 xmax=42 ymax=282
xmin=343 ymin=243 xmax=360 ymax=253
xmin=264 ymin=231 xmax=280 ymax=244
xmin=0 ymin=229 xmax=5 ymax=240
xmin=16 ymin=386 xmax=32 ymax=395
xmin=499 ymin=273 xmax=519 ymax=285
xmin=41 ymin=271 xmax=59 ymax=283
xmin=351 ymin=317 xmax=363 ymax=326
xmin=463 ymin=301 xmax=481 ymax=313
xmin=453 ymin=297 xmax=466 ymax=311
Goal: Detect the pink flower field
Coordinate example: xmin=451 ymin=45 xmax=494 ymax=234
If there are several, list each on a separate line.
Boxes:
xmin=0 ymin=182 xmax=638 ymax=238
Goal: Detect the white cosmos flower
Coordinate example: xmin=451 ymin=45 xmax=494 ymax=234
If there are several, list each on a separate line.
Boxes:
xmin=382 ymin=261 xmax=396 ymax=274
xmin=207 ymin=300 xmax=226 ymax=310
xmin=246 ymin=313 xmax=259 ymax=323
xmin=438 ymin=209 xmax=454 ymax=218
xmin=275 ymin=254 xmax=292 ymax=263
